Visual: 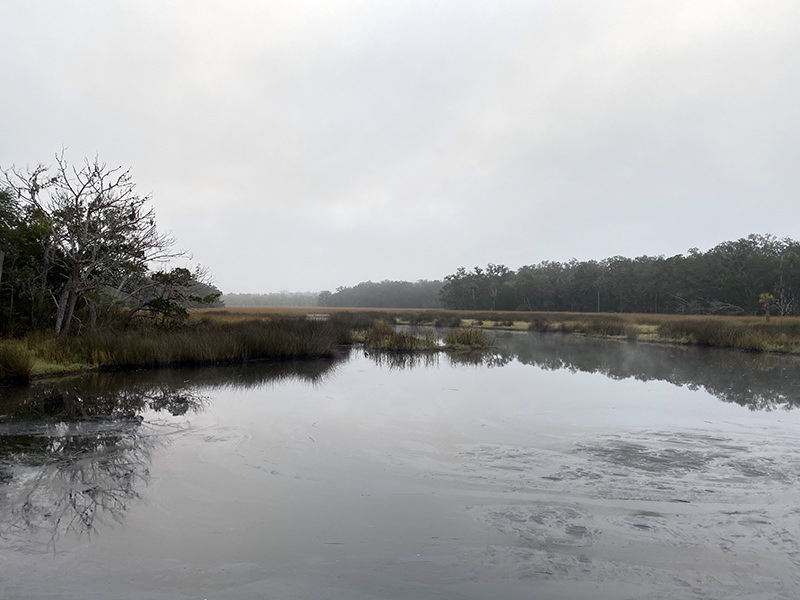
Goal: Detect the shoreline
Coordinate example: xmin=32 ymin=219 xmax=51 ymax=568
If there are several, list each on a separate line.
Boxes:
xmin=3 ymin=309 xmax=800 ymax=385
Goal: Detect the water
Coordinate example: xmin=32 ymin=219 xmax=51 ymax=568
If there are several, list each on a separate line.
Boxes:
xmin=2 ymin=333 xmax=800 ymax=599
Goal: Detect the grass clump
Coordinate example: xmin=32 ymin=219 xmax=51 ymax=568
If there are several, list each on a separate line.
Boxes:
xmin=326 ymin=311 xmax=395 ymax=343
xmin=364 ymin=320 xmax=438 ymax=351
xmin=0 ymin=340 xmax=35 ymax=382
xmin=444 ymin=327 xmax=494 ymax=349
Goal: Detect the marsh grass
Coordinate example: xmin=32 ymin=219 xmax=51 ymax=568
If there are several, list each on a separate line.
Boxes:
xmin=526 ymin=314 xmax=640 ymax=339
xmin=0 ymin=340 xmax=35 ymax=381
xmin=4 ymin=317 xmax=350 ymax=381
xmin=363 ymin=320 xmax=438 ymax=351
xmin=73 ymin=319 xmax=344 ymax=369
xmin=444 ymin=327 xmax=494 ymax=349
xmin=656 ymin=318 xmax=800 ymax=353
xmin=195 ymin=308 xmax=800 ymax=353
xmin=518 ymin=312 xmax=800 ymax=352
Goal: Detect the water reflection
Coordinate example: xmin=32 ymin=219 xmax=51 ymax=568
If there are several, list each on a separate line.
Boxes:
xmin=366 ymin=348 xmax=510 ymax=370
xmin=198 ymin=356 xmax=340 ymax=390
xmin=0 ymin=380 xmax=205 ymax=549
xmin=365 ymin=349 xmax=441 ymax=370
xmin=0 ymin=357 xmax=342 ymax=548
xmin=381 ymin=330 xmax=800 ymax=410
xmin=2 ymin=335 xmax=798 ymax=550
xmin=500 ymin=332 xmax=800 ymax=410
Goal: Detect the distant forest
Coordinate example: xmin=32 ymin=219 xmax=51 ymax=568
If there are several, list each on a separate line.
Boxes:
xmin=223 ymin=292 xmax=319 ymax=307
xmin=222 ymin=282 xmax=442 ymax=309
xmin=319 ymin=280 xmax=443 ymax=309
xmin=227 ymin=234 xmax=800 ymax=316
xmin=439 ymin=234 xmax=800 ymax=315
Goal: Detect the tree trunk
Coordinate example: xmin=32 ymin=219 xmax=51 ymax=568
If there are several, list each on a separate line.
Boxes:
xmin=54 ymin=285 xmax=71 ymax=335
xmin=61 ymin=288 xmax=80 ymax=335
xmin=0 ymin=249 xmax=4 ymax=290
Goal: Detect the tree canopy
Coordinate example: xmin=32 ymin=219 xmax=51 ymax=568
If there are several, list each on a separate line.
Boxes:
xmin=439 ymin=234 xmax=800 ymax=316
xmin=1 ymin=153 xmax=221 ymax=335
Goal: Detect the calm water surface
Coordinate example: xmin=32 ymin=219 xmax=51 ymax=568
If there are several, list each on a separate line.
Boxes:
xmin=2 ymin=333 xmax=800 ymax=599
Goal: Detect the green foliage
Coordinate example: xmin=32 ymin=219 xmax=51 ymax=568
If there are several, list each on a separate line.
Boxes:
xmin=1 ymin=155 xmax=225 ymax=336
xmin=135 ymin=267 xmax=221 ymax=326
xmin=441 ymin=264 xmax=516 ymax=311
xmin=0 ymin=188 xmax=52 ymax=334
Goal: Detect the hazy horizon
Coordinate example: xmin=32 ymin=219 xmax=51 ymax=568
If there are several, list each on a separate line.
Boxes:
xmin=220 ymin=230 xmax=782 ymax=295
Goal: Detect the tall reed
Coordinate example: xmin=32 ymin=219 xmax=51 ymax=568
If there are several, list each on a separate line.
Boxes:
xmin=32 ymin=318 xmax=345 ymax=372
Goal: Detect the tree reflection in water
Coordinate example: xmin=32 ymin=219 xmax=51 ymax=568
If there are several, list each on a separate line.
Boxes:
xmin=0 ymin=356 xmax=341 ymax=549
xmin=0 ymin=382 xmax=205 ymax=548
xmin=371 ymin=330 xmax=800 ymax=410
xmin=498 ymin=332 xmax=800 ymax=410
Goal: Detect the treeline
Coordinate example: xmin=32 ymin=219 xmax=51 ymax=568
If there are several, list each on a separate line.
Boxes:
xmin=318 ymin=280 xmax=443 ymax=308
xmin=0 ymin=154 xmax=221 ymax=336
xmin=440 ymin=234 xmax=800 ymax=316
xmin=223 ymin=292 xmax=319 ymax=307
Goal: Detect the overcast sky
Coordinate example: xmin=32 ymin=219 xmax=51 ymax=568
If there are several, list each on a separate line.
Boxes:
xmin=2 ymin=1 xmax=798 ymax=293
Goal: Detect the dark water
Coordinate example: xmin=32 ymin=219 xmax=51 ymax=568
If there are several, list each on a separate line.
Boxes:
xmin=2 ymin=333 xmax=800 ymax=599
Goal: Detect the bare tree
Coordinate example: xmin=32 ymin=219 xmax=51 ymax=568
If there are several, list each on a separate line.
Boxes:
xmin=3 ymin=153 xmax=180 ymax=334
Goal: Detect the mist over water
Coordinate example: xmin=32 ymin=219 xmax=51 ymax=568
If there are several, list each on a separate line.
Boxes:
xmin=2 ymin=334 xmax=800 ymax=599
